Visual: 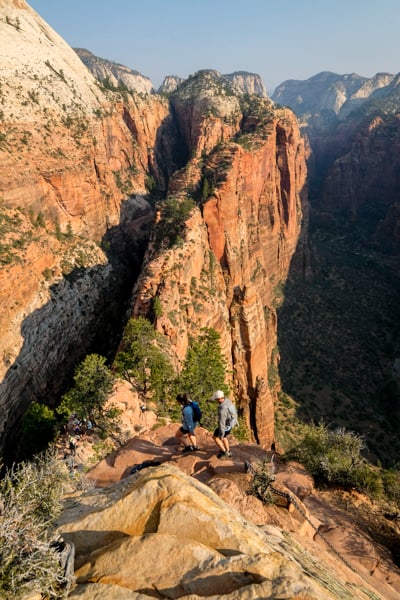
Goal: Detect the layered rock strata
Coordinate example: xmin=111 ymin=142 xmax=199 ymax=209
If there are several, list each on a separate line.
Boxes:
xmin=0 ymin=0 xmax=172 ymax=457
xmin=131 ymin=77 xmax=307 ymax=447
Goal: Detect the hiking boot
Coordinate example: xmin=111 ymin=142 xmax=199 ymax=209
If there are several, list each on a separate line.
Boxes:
xmin=217 ymin=451 xmax=232 ymax=459
xmin=182 ymin=445 xmax=194 ymax=453
xmin=192 ymin=445 xmax=199 ymax=451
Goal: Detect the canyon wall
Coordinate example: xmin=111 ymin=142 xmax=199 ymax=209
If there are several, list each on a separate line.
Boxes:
xmin=0 ymin=0 xmax=172 ymax=458
xmin=131 ymin=78 xmax=307 ymax=447
xmin=272 ymin=70 xmax=400 ymax=251
xmin=272 ymin=68 xmax=400 ymax=465
xmin=0 ymin=2 xmax=307 ymax=458
xmin=322 ymin=113 xmax=400 ymax=223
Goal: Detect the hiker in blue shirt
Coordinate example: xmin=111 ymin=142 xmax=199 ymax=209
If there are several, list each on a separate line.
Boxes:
xmin=175 ymin=393 xmax=199 ymax=453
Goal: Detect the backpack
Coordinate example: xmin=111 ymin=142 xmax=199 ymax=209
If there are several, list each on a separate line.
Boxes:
xmin=227 ymin=403 xmax=238 ymax=429
xmin=190 ymin=401 xmax=202 ymax=424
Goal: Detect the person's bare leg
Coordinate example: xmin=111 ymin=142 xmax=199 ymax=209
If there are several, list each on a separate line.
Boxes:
xmin=188 ymin=433 xmax=197 ymax=448
xmin=213 ymin=434 xmax=226 ymax=453
xmin=222 ymin=437 xmax=230 ymax=453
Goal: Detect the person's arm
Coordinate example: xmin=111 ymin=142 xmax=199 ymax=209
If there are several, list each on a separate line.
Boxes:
xmin=183 ymin=405 xmax=195 ymax=434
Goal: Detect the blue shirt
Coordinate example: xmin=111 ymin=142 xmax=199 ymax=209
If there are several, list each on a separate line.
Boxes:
xmin=182 ymin=404 xmax=197 ymax=434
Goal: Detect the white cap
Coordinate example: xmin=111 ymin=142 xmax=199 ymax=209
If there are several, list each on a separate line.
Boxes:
xmin=211 ymin=390 xmax=224 ymax=400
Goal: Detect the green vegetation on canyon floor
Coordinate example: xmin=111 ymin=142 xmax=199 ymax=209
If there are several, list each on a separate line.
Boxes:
xmin=277 ymin=215 xmax=400 ymax=467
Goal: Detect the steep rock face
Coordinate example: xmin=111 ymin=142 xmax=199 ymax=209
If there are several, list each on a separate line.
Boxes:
xmin=203 ymin=118 xmax=307 ymax=445
xmin=158 ymin=74 xmax=185 ymax=94
xmin=224 ymin=71 xmax=268 ymax=97
xmin=322 ymin=113 xmax=400 ymax=220
xmin=74 ymin=48 xmax=154 ymax=95
xmin=132 ymin=94 xmax=307 ymax=447
xmin=0 ymin=0 xmax=174 ymax=458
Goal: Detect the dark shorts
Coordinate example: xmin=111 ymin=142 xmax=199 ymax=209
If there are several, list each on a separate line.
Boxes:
xmin=213 ymin=427 xmax=232 ymax=439
xmin=180 ymin=426 xmax=190 ymax=434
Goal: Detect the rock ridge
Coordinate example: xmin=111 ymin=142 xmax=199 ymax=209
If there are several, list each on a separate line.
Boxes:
xmin=52 ymin=426 xmax=400 ymax=600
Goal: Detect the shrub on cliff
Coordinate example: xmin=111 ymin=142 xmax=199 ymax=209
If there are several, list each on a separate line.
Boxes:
xmin=19 ymin=401 xmax=59 ymax=460
xmin=154 ymin=196 xmax=196 ymax=248
xmin=0 ymin=448 xmax=68 ymax=599
xmin=287 ymin=422 xmax=383 ymax=497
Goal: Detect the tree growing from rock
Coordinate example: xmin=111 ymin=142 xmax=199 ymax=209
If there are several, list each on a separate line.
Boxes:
xmin=57 ymin=353 xmax=115 ymax=426
xmin=114 ymin=316 xmax=174 ymax=403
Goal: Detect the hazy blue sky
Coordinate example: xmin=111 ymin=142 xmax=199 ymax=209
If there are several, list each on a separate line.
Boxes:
xmin=28 ymin=0 xmax=399 ymax=94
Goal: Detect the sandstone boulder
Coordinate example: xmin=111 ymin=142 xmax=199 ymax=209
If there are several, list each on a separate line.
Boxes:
xmin=56 ymin=462 xmax=366 ymax=599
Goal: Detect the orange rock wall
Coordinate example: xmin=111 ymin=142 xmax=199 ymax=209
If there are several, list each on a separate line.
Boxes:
xmin=0 ymin=93 xmax=171 ymax=458
xmin=132 ymin=109 xmax=307 ymax=447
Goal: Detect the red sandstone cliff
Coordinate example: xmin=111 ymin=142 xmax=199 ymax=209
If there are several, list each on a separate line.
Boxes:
xmin=0 ymin=0 xmax=172 ymax=455
xmin=131 ymin=83 xmax=307 ymax=447
xmin=0 ymin=2 xmax=307 ymax=458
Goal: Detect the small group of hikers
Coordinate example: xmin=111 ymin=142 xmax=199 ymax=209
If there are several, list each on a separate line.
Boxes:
xmin=63 ymin=413 xmax=94 ymax=460
xmin=175 ymin=390 xmax=238 ymax=459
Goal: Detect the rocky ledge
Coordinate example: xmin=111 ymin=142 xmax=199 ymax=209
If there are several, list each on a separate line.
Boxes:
xmin=52 ymin=392 xmax=400 ymax=600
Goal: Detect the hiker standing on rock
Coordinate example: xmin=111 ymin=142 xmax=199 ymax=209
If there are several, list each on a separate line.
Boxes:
xmin=210 ymin=390 xmax=238 ymax=459
xmin=175 ymin=393 xmax=199 ymax=453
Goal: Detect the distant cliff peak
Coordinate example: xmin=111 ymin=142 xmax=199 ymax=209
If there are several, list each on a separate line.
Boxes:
xmin=224 ymin=71 xmax=268 ymax=97
xmin=171 ymin=69 xmax=240 ymax=102
xmin=272 ymin=70 xmax=396 ymax=118
xmin=74 ymin=47 xmax=154 ymax=95
xmin=158 ymin=74 xmax=185 ymax=94
xmin=159 ymin=70 xmax=268 ymax=98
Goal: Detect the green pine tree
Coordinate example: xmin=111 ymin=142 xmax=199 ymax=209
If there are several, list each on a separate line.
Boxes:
xmin=114 ymin=316 xmax=174 ymax=403
xmin=57 ymin=354 xmax=114 ymax=423
xmin=176 ymin=328 xmax=230 ymax=428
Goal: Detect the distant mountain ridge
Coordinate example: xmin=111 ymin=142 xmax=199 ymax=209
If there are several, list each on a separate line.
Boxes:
xmin=272 ymin=70 xmax=396 ymax=119
xmin=159 ymin=69 xmax=268 ymax=97
xmin=74 ymin=48 xmax=268 ymax=98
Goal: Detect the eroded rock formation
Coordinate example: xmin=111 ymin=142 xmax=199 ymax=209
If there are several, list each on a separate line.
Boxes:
xmin=131 ymin=74 xmax=307 ymax=447
xmin=0 ymin=0 xmax=172 ymax=457
xmin=0 ymin=1 xmax=306 ymax=459
xmin=54 ymin=459 xmax=399 ymax=600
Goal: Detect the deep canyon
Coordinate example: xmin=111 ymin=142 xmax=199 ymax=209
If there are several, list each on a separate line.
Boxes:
xmin=0 ymin=0 xmax=399 ymax=469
